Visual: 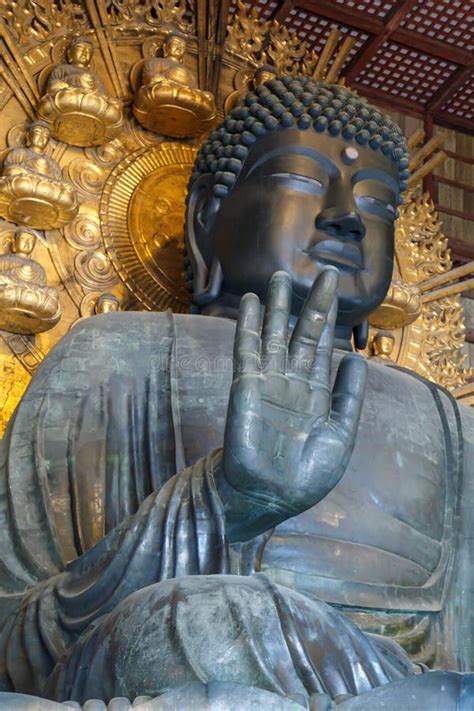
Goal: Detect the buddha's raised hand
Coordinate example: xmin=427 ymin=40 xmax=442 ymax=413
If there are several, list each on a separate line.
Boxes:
xmin=220 ymin=268 xmax=367 ymax=540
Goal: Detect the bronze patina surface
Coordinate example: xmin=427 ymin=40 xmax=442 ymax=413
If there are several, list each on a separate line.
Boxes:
xmin=1 ymin=71 xmax=473 ymax=710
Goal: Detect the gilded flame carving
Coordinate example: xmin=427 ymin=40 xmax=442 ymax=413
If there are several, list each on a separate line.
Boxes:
xmin=102 ymin=0 xmax=193 ymax=33
xmin=0 ymin=0 xmax=88 ymax=46
xmin=267 ymin=22 xmax=307 ymax=75
xmin=226 ymin=0 xmax=270 ymax=65
xmin=225 ymin=2 xmax=349 ymax=80
xmin=418 ymin=296 xmax=468 ymax=391
xmin=374 ymin=191 xmax=472 ymax=390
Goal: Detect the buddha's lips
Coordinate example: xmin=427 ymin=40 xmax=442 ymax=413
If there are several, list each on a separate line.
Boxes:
xmin=304 ymin=240 xmax=363 ymax=271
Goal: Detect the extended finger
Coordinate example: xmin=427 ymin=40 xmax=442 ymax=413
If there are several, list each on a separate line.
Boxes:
xmin=234 ymin=292 xmax=261 ymax=375
xmin=309 ymin=294 xmax=337 ymax=387
xmin=330 ymin=353 xmax=367 ymax=443
xmin=289 ymin=267 xmax=339 ymax=377
xmin=262 ymin=271 xmax=291 ymax=374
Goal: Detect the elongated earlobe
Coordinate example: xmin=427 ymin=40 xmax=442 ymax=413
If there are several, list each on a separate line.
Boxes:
xmin=185 ymin=174 xmax=222 ymax=305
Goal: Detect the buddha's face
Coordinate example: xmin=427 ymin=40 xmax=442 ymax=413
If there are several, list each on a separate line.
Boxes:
xmin=69 ymin=41 xmax=93 ymax=67
xmin=96 ymin=295 xmax=119 ymax=314
xmin=198 ymin=128 xmax=400 ymax=327
xmin=164 ymin=36 xmax=186 ymax=61
xmin=374 ymin=334 xmax=394 ymax=356
xmin=13 ymin=231 xmax=35 ymax=255
xmin=28 ymin=124 xmax=50 ymax=151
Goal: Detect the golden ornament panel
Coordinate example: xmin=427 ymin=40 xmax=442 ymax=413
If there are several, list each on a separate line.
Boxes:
xmin=100 ymin=142 xmax=195 ymax=312
xmin=0 ymin=0 xmax=472 ymax=436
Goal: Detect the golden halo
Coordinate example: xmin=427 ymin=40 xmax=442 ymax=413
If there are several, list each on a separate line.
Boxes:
xmin=100 ymin=142 xmax=196 ymax=312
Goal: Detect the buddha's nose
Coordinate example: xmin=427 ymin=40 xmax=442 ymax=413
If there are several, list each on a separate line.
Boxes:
xmin=315 ymin=208 xmax=366 ymax=242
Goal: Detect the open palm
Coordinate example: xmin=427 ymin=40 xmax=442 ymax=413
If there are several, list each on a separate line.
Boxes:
xmin=223 ymin=268 xmax=367 ymax=522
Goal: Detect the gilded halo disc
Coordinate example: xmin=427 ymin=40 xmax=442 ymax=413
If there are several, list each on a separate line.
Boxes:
xmin=100 ymin=142 xmax=196 ymax=312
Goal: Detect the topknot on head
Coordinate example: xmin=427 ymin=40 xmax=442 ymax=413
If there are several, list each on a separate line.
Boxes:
xmin=190 ymin=75 xmax=408 ymax=201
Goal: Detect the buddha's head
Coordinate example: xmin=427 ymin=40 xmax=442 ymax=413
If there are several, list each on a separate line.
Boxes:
xmin=163 ymin=34 xmax=187 ymax=63
xmin=27 ymin=121 xmax=50 ymax=152
xmin=67 ymin=37 xmax=93 ymax=67
xmin=95 ymin=293 xmax=120 ymax=314
xmin=185 ymin=75 xmax=409 ymax=340
xmin=372 ymin=330 xmax=395 ymax=359
xmin=12 ymin=228 xmax=36 ymax=256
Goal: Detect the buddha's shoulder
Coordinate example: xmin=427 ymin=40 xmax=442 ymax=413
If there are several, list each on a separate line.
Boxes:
xmin=46 ymin=311 xmax=235 ymax=361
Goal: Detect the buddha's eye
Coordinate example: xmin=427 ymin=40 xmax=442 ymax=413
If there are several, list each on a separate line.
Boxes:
xmin=355 ymin=195 xmax=396 ymax=220
xmin=269 ymin=172 xmax=325 ymax=195
xmin=353 ymin=176 xmax=397 ymax=221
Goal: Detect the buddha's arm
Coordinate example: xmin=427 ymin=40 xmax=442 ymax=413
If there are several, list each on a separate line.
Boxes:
xmin=1 ymin=451 xmax=230 ymax=694
xmin=47 ymin=66 xmax=74 ymax=92
xmin=141 ymin=59 xmax=169 ymax=86
xmin=2 ymin=149 xmax=27 ymax=176
xmin=48 ymin=65 xmax=102 ymax=93
xmin=45 ymin=156 xmax=64 ymax=181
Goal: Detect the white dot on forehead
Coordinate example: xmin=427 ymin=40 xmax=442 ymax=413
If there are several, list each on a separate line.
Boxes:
xmin=341 ymin=147 xmax=359 ymax=165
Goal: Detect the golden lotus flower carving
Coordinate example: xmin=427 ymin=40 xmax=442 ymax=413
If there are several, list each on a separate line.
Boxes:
xmin=369 ymin=278 xmax=422 ymax=330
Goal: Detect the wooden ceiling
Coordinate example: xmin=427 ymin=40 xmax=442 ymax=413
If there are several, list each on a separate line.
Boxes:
xmin=228 ymin=0 xmax=473 ymax=134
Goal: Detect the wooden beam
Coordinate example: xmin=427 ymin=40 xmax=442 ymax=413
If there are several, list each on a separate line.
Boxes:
xmin=349 ymin=82 xmax=423 ymax=117
xmin=270 ymin=0 xmax=296 ymax=23
xmin=444 ymin=150 xmax=474 ymax=165
xmin=419 ymin=261 xmax=474 ymax=293
xmin=436 ymin=113 xmax=474 ymax=136
xmin=392 ymin=29 xmax=472 ymax=66
xmin=344 ymin=0 xmax=418 ymax=82
xmin=211 ymin=0 xmax=232 ymax=96
xmin=447 ymin=236 xmax=474 ymax=262
xmin=437 ymin=204 xmax=474 ymax=222
xmin=346 ymin=84 xmax=473 ymax=136
xmin=296 ymin=0 xmax=472 ymax=66
xmin=434 ymin=175 xmax=474 ymax=193
xmin=421 ymin=277 xmax=474 ymax=303
xmin=426 ymin=60 xmax=474 ymax=116
xmin=296 ymin=0 xmax=382 ymax=34
xmin=422 ymin=114 xmax=433 ymax=195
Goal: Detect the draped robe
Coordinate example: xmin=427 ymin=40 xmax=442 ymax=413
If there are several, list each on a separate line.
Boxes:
xmin=0 ymin=311 xmax=473 ymax=701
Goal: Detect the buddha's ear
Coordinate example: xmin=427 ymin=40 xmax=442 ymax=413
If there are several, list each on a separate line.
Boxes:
xmin=185 ymin=173 xmax=223 ymax=305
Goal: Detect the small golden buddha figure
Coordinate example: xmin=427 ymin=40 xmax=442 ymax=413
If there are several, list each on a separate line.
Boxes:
xmin=95 ymin=292 xmax=120 ymax=314
xmin=133 ymin=33 xmax=217 ymax=137
xmin=371 ymin=331 xmax=395 ymax=362
xmin=0 ymin=228 xmax=60 ymax=334
xmin=70 ymin=292 xmax=121 ymax=330
xmin=0 ymin=121 xmax=79 ymax=229
xmin=37 ymin=36 xmax=125 ymax=147
xmin=224 ymin=65 xmax=278 ymax=114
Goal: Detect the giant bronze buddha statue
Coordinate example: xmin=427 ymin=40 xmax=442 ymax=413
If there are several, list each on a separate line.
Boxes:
xmin=1 ymin=76 xmax=473 ymax=709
